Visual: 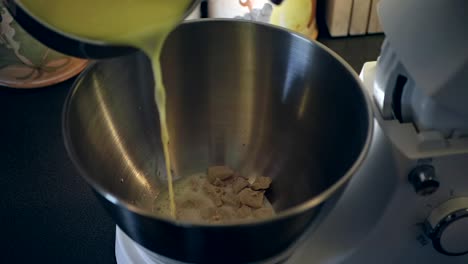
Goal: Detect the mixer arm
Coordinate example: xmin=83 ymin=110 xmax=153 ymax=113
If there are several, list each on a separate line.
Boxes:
xmin=375 ymin=0 xmax=468 ymax=132
xmin=369 ymin=0 xmax=468 ymax=158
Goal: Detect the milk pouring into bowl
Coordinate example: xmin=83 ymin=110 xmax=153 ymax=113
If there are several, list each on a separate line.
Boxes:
xmin=18 ymin=0 xmax=197 ymax=218
xmin=11 ymin=0 xmax=373 ymax=262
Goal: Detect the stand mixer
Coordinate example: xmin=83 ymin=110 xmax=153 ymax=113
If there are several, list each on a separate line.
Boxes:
xmin=290 ymin=0 xmax=468 ymax=263
xmin=7 ymin=0 xmax=467 ymax=262
xmin=115 ymin=0 xmax=468 ymax=263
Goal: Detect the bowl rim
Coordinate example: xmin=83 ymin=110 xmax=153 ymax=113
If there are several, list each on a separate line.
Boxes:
xmin=62 ymin=19 xmax=374 ymax=228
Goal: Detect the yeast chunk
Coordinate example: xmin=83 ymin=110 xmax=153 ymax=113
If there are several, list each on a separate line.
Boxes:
xmin=207 ymin=166 xmax=234 ymax=183
xmin=251 ymin=176 xmax=272 ymax=190
xmin=232 ymin=177 xmax=249 ymax=194
xmin=239 ymin=188 xmax=264 ymax=209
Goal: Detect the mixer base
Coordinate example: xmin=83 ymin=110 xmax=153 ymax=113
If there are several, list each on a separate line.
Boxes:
xmin=116 ymin=226 xmax=183 ymax=264
xmin=115 ymin=226 xmax=295 ymax=264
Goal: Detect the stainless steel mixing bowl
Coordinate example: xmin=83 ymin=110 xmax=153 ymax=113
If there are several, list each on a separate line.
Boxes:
xmin=63 ymin=20 xmax=373 ymax=263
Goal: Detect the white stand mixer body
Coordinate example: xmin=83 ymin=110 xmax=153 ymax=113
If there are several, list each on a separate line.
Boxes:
xmin=294 ymin=1 xmax=468 ymax=259
xmin=290 ymin=62 xmax=468 ymax=264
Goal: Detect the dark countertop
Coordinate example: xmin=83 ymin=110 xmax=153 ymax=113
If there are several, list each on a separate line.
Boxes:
xmin=0 ymin=34 xmax=384 ymax=263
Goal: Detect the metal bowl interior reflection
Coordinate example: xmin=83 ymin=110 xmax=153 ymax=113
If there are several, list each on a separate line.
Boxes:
xmin=63 ymin=20 xmax=372 ymax=263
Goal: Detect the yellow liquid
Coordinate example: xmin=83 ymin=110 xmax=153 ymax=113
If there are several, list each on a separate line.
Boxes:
xmin=20 ymin=0 xmax=192 ymax=218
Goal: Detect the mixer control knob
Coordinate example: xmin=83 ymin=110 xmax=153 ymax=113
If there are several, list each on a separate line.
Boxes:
xmin=408 ymin=165 xmax=439 ymax=196
xmin=425 ymin=198 xmax=468 ymax=256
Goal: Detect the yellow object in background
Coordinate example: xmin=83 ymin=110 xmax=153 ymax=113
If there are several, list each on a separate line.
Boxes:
xmin=271 ymin=0 xmax=318 ymax=40
xmin=208 ymin=0 xmax=318 ymax=40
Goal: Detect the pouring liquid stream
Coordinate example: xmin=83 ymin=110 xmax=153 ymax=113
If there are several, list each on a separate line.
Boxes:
xmin=20 ymin=0 xmax=193 ymax=218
